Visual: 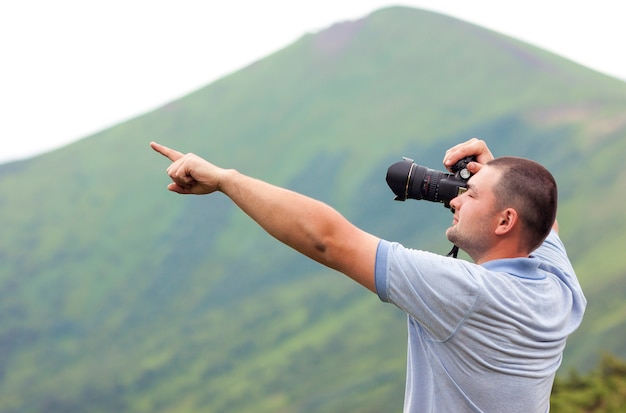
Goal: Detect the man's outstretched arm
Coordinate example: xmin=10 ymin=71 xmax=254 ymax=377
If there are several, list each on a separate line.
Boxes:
xmin=150 ymin=142 xmax=380 ymax=292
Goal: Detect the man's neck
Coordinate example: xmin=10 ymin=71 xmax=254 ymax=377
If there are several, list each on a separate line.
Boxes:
xmin=473 ymin=244 xmax=529 ymax=265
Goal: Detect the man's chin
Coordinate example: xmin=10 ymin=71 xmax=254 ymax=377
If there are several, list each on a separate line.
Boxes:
xmin=445 ymin=227 xmax=455 ymax=243
xmin=446 ymin=227 xmax=464 ymax=246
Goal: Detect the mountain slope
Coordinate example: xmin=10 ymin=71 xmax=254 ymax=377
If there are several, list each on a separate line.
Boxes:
xmin=1 ymin=6 xmax=626 ymax=412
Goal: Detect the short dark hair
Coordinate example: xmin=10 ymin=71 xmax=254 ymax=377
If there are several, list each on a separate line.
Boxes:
xmin=487 ymin=156 xmax=557 ymax=252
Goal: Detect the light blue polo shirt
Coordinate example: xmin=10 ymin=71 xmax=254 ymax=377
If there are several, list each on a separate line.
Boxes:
xmin=375 ymin=231 xmax=586 ymax=412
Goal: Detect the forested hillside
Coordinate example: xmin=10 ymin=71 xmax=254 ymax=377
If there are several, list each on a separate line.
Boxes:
xmin=1 ymin=6 xmax=626 ymax=412
xmin=552 ymin=354 xmax=626 ymax=412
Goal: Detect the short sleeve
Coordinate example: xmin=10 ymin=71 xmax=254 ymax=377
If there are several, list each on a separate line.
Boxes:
xmin=375 ymin=239 xmax=480 ymax=341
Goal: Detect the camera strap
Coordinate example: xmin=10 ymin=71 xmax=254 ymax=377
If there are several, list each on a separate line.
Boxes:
xmin=446 ymin=245 xmax=460 ymax=258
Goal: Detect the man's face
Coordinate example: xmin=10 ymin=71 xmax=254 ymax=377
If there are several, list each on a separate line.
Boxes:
xmin=446 ymin=165 xmax=502 ymax=262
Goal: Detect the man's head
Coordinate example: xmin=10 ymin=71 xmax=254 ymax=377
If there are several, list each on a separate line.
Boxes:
xmin=488 ymin=156 xmax=558 ymax=251
xmin=447 ymin=156 xmax=557 ymax=262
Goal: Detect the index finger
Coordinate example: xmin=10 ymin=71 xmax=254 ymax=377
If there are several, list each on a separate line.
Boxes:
xmin=150 ymin=141 xmax=184 ymax=162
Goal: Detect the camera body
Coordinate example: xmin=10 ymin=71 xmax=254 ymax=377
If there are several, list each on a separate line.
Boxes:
xmin=386 ymin=156 xmax=476 ymax=208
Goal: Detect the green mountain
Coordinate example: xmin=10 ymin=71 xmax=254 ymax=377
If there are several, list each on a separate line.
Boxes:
xmin=2 ymin=6 xmax=626 ymax=412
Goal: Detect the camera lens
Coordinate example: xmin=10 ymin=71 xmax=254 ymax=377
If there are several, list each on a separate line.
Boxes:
xmin=386 ymin=158 xmax=470 ymax=208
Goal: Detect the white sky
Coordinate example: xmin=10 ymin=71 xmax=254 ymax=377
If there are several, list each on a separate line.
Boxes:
xmin=1 ymin=0 xmax=624 ymax=163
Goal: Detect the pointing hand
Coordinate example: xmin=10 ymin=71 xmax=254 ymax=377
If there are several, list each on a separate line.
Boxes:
xmin=150 ymin=141 xmax=226 ymax=195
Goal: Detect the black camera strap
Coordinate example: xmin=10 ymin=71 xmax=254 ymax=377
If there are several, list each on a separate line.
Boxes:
xmin=447 ymin=245 xmax=460 ymax=258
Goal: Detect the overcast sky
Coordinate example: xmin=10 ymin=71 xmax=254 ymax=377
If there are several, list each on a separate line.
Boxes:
xmin=1 ymin=0 xmax=624 ymax=163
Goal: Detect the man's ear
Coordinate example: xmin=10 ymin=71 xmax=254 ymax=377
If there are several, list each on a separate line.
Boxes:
xmin=494 ymin=208 xmax=518 ymax=235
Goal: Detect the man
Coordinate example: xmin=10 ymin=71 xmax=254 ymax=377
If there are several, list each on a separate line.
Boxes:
xmin=151 ymin=138 xmax=585 ymax=412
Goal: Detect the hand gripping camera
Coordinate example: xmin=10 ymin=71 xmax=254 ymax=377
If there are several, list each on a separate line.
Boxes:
xmin=385 ymin=156 xmax=476 ymax=209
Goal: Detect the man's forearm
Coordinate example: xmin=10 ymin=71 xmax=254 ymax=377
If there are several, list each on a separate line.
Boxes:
xmin=219 ymin=169 xmax=331 ymax=254
xmin=219 ymin=169 xmax=379 ymax=291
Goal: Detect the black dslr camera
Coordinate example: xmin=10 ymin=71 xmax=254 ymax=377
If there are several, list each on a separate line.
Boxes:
xmin=386 ymin=156 xmax=476 ymax=208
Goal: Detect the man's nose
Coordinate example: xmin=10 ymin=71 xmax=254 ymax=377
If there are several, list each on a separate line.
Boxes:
xmin=449 ymin=196 xmax=460 ymax=213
